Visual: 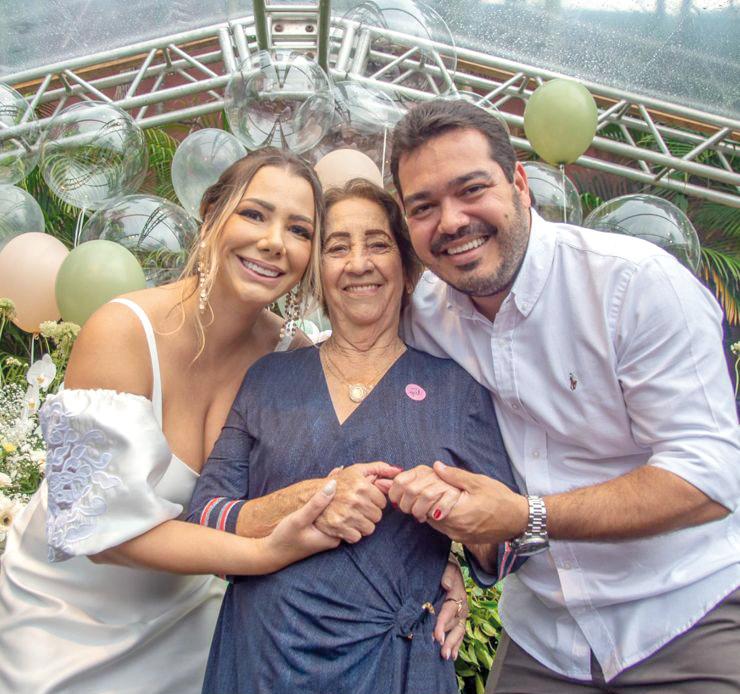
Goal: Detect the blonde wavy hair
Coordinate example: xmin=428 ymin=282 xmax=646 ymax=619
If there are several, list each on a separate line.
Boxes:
xmin=179 ymin=147 xmax=324 ymax=358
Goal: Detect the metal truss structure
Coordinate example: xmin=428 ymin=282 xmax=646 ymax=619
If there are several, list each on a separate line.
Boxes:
xmin=2 ymin=0 xmax=738 ymax=208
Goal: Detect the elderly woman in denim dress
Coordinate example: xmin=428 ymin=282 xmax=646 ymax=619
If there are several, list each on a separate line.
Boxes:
xmin=188 ymin=180 xmax=523 ymax=694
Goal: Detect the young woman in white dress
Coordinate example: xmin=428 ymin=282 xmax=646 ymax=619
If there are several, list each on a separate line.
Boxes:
xmin=0 ymin=148 xmax=346 ymax=694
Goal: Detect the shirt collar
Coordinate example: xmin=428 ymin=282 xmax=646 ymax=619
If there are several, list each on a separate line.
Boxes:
xmin=509 ymin=209 xmax=557 ymax=317
xmin=444 ymin=208 xmax=557 ymax=320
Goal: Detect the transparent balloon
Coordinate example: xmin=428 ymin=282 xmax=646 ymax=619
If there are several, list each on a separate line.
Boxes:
xmin=332 ymin=81 xmax=405 ymax=136
xmin=226 ymin=52 xmax=334 ymax=153
xmin=40 ymin=101 xmax=149 ymax=210
xmin=171 ymin=128 xmax=246 ymax=220
xmin=80 ymin=194 xmax=199 ymax=286
xmin=445 ymin=90 xmax=510 ymax=135
xmin=585 ymin=194 xmax=701 ymax=273
xmin=334 ymin=1 xmax=457 ymax=104
xmin=0 ymin=84 xmax=40 ymax=185
xmin=522 ymin=162 xmax=583 ymax=225
xmin=0 ymin=184 xmax=45 ymax=250
xmin=308 ymin=83 xmax=406 ymax=187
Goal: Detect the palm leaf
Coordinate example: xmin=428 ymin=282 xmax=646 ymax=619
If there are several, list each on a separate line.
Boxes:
xmin=139 ymin=128 xmax=179 ymax=203
xmin=700 ymin=246 xmax=740 ymax=325
xmin=692 ymin=202 xmax=740 ymax=241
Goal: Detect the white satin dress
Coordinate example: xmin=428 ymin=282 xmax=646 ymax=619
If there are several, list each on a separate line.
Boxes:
xmin=0 ymin=299 xmax=228 ymax=694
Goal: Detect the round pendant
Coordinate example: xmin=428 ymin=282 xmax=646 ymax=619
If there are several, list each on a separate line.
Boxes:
xmin=348 ymin=384 xmax=369 ymax=403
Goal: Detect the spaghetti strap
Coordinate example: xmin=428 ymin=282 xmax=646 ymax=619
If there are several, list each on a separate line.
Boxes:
xmin=109 ymin=298 xmax=164 ymax=425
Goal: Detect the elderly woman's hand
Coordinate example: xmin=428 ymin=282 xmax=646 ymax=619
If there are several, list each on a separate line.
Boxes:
xmin=314 ymin=462 xmax=401 ymax=543
xmin=434 ymin=557 xmax=469 ymax=660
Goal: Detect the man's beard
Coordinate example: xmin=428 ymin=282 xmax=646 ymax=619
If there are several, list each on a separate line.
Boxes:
xmin=432 ymin=195 xmax=529 ymax=298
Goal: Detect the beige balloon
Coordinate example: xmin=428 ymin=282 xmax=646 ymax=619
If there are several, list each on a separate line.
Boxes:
xmin=0 ymin=232 xmax=69 ymax=332
xmin=314 ymin=149 xmax=383 ymax=191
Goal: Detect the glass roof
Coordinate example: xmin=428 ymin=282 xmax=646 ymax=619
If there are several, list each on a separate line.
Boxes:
xmin=1 ymin=0 xmax=738 ymax=119
xmin=427 ymin=0 xmax=739 ymax=119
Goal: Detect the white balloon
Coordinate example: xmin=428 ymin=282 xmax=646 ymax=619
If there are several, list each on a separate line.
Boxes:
xmin=171 ymin=129 xmax=246 ymax=220
xmin=314 ymin=149 xmax=383 ymax=191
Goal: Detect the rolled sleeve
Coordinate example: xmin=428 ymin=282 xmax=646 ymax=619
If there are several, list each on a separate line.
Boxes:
xmin=186 ymin=388 xmax=253 ymax=533
xmin=615 ymin=256 xmax=740 ymax=511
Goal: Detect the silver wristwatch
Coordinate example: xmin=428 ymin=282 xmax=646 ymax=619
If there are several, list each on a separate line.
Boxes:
xmin=509 ymin=495 xmax=549 ymax=556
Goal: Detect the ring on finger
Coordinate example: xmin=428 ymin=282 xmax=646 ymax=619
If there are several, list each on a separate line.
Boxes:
xmin=444 ymin=597 xmax=464 ymax=617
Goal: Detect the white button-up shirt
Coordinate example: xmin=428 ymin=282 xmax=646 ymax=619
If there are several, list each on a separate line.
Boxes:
xmin=402 ymin=210 xmax=740 ymax=682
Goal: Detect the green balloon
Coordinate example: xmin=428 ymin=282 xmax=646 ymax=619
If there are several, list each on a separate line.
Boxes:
xmin=523 ymin=79 xmax=598 ymax=166
xmin=55 ymin=240 xmax=146 ymax=325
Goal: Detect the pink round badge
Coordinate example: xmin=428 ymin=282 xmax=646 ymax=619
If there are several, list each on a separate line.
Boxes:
xmin=405 ymin=384 xmax=426 ymax=401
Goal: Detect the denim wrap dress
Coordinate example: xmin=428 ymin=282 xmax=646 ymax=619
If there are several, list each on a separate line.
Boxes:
xmin=188 ymin=345 xmax=521 ymax=694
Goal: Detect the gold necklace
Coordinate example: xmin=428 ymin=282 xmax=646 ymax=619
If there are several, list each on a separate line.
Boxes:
xmin=321 ymin=342 xmax=405 ymax=403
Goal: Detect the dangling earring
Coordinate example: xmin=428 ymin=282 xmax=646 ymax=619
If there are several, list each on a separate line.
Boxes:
xmin=279 ymin=286 xmax=302 ymax=339
xmin=197 ymin=241 xmax=208 ymax=314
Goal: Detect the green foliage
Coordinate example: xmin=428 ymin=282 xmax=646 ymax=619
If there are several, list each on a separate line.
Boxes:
xmin=139 ymin=128 xmax=180 ymax=202
xmin=455 ymin=551 xmax=502 ymax=693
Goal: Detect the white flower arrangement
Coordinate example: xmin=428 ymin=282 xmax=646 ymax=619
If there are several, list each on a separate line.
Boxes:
xmin=0 ymin=299 xmax=79 ymax=553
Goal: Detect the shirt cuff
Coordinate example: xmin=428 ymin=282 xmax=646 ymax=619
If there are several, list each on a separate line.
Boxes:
xmin=197 ymin=497 xmax=246 ymax=534
xmin=464 ymin=542 xmax=524 ymax=587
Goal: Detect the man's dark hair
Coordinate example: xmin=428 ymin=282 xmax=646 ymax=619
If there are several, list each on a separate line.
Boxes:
xmin=390 ymin=99 xmax=517 ymax=199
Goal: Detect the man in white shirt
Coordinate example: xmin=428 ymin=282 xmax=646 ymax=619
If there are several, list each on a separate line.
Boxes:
xmin=389 ymin=99 xmax=740 ymax=692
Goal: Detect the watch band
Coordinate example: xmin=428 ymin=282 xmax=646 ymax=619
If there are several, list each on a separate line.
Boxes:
xmin=509 ymin=495 xmax=549 ymax=556
xmin=527 ymin=495 xmax=547 ymax=538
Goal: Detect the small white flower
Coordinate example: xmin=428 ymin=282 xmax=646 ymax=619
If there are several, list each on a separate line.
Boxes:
xmin=30 ymin=449 xmax=46 ymax=471
xmin=0 ymin=494 xmax=25 ymax=543
xmin=26 ymin=354 xmax=56 ymax=391
xmin=22 ymin=385 xmax=40 ymax=419
xmin=0 ymin=473 xmax=11 ymax=488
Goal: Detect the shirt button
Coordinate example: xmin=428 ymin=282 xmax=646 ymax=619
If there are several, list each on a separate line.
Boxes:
xmin=512 ymin=404 xmax=520 ymax=410
xmin=532 ymin=450 xmax=540 ymax=458
xmin=561 ymin=561 xmax=572 ymax=570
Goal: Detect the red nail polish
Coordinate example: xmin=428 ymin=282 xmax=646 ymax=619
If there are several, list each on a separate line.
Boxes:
xmin=433 ymin=509 xmax=442 ymax=520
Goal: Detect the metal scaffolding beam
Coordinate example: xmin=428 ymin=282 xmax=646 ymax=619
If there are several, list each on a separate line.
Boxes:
xmin=1 ymin=6 xmax=737 ymax=208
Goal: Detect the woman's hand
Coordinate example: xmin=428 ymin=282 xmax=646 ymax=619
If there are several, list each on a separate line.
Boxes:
xmin=264 ymin=480 xmax=342 ymax=570
xmin=378 ymin=464 xmax=462 ymax=522
xmin=434 ymin=557 xmax=469 ymax=661
xmin=314 ymin=462 xmax=401 ymax=543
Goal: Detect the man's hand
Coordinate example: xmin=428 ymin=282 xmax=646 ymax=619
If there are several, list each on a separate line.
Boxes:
xmin=434 ymin=558 xmax=469 ymax=660
xmin=379 ymin=464 xmax=462 ymax=522
xmin=315 ymin=462 xmax=401 ymax=543
xmin=427 ymin=462 xmax=529 ymax=545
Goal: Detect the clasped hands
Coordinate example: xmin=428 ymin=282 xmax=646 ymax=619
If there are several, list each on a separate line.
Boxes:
xmin=317 ymin=460 xmax=527 ymax=548
xmin=313 ymin=460 xmax=482 ymax=660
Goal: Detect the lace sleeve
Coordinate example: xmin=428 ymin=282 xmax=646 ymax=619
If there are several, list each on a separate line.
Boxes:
xmin=40 ymin=389 xmax=183 ymax=562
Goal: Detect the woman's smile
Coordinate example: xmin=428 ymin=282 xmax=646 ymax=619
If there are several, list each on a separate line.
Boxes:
xmin=236 ymin=255 xmax=285 ymax=283
xmin=343 ymin=282 xmax=382 ymax=295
